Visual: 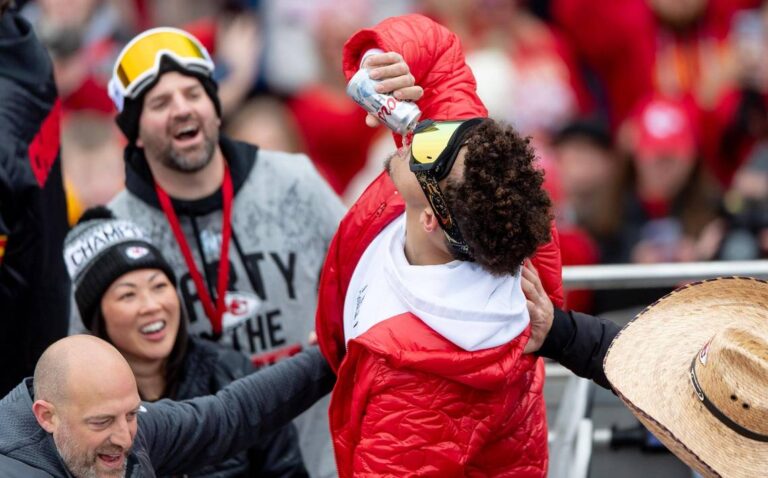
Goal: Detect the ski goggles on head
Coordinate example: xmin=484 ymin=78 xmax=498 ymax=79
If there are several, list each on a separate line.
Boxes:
xmin=108 ymin=27 xmax=214 ymax=112
xmin=409 ymin=118 xmax=485 ymax=261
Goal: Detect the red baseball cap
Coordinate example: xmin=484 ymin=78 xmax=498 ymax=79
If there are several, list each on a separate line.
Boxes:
xmin=633 ymin=97 xmax=697 ymax=162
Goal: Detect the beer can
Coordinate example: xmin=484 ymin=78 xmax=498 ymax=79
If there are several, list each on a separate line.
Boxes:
xmin=346 ymin=68 xmax=421 ymax=135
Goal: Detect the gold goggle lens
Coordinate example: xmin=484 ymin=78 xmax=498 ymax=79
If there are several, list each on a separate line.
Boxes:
xmin=410 ymin=121 xmax=465 ymax=165
xmin=115 ymin=31 xmax=208 ymax=92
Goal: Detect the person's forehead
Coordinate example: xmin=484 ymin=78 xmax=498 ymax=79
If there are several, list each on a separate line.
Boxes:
xmin=109 ymin=268 xmax=166 ymax=287
xmin=65 ymin=366 xmax=140 ymax=415
xmin=68 ymin=388 xmax=141 ymax=420
xmin=144 ymin=71 xmax=201 ymax=100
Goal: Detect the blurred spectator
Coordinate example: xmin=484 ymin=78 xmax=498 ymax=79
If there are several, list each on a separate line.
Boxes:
xmin=210 ymin=10 xmax=262 ymax=118
xmin=553 ymin=0 xmax=759 ymax=127
xmin=286 ymin=0 xmax=382 ymax=195
xmin=60 ymin=111 xmax=125 ymax=225
xmin=260 ymin=0 xmax=411 ymax=96
xmin=613 ymin=96 xmax=720 ymax=265
xmin=260 ymin=0 xmax=322 ymax=95
xmin=538 ymin=150 xmax=600 ymax=312
xmin=549 ymin=118 xmax=624 ymax=313
xmin=701 ymin=6 xmax=768 ymax=186
xmin=698 ymin=142 xmax=768 ymax=260
xmin=145 ymin=0 xmax=221 ymax=27
xmin=23 ymin=0 xmax=135 ymax=114
xmin=421 ymin=0 xmax=591 ymax=141
xmin=552 ymin=118 xmax=624 ymax=241
xmin=226 ymin=96 xmax=303 ymax=153
xmin=171 ymin=4 xmax=263 ymax=119
xmin=578 ymin=96 xmax=722 ymax=312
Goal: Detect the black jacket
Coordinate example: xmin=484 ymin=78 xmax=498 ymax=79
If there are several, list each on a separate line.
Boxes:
xmin=537 ymin=308 xmax=622 ymax=390
xmin=174 ymin=337 xmax=308 ymax=477
xmin=0 ymin=347 xmax=333 ymax=478
xmin=0 ymin=10 xmax=70 ymax=396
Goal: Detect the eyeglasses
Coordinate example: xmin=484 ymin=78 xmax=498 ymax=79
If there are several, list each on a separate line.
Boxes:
xmin=409 ymin=118 xmax=485 ymax=260
xmin=108 ymin=28 xmax=214 ymax=112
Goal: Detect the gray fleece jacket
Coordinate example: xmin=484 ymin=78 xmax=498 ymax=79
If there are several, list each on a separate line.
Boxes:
xmin=0 ymin=348 xmax=333 ymax=477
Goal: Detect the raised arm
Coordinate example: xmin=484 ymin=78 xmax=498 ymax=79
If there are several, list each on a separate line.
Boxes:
xmin=138 ymin=347 xmax=334 ymax=475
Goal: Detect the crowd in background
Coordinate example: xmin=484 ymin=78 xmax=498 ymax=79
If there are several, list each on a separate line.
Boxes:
xmin=24 ymin=0 xmax=768 ymax=314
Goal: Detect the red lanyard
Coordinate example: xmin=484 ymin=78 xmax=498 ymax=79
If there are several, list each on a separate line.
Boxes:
xmin=154 ymin=164 xmax=233 ymax=336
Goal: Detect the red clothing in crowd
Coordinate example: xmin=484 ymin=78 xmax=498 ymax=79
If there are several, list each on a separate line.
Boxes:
xmin=288 ymin=86 xmax=380 ymax=195
xmin=554 ymin=0 xmax=760 ymax=185
xmin=553 ymin=0 xmax=758 ymax=123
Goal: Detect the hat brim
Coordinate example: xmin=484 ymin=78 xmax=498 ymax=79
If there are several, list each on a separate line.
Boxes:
xmin=604 ymin=277 xmax=768 ymax=478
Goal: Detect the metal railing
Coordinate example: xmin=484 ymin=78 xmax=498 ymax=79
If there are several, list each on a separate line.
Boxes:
xmin=562 ymin=260 xmax=768 ymax=289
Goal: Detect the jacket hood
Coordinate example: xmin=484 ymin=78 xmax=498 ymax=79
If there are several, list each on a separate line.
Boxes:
xmin=383 ymin=216 xmax=529 ymax=352
xmin=0 ymin=380 xmax=72 ymax=477
xmin=352 ymin=313 xmax=534 ymax=391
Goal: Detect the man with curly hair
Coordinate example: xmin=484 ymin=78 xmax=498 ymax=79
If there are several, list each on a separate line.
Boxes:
xmin=317 ymin=116 xmax=555 ymax=477
xmin=314 ymin=13 xmax=563 ymax=477
xmin=383 ymin=117 xmax=552 ymax=275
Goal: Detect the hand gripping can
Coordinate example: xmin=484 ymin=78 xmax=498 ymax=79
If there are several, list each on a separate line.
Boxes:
xmin=346 ymin=68 xmax=421 ymax=135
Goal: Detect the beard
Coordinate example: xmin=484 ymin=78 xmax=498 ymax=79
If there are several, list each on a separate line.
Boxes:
xmin=162 ymin=135 xmax=217 ymax=173
xmin=142 ymin=115 xmax=218 ymax=174
xmin=56 ymin=424 xmax=128 ymax=478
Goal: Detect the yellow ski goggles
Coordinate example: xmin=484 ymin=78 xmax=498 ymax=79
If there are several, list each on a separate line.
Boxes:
xmin=409 ymin=118 xmax=485 ymax=260
xmin=410 ymin=118 xmax=485 ymax=180
xmin=108 ymin=27 xmax=214 ymax=112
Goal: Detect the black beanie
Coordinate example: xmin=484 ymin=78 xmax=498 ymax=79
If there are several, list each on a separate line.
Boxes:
xmin=64 ymin=207 xmax=177 ymax=328
xmin=115 ymin=55 xmax=222 ymax=144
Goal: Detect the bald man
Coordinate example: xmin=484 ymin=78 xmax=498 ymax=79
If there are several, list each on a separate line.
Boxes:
xmin=0 ymin=335 xmax=333 ymax=477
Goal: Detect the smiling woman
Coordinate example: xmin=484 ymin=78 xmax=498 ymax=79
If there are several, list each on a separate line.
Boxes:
xmin=63 ymin=206 xmax=309 ymax=477
xmin=97 ymin=268 xmax=184 ymax=400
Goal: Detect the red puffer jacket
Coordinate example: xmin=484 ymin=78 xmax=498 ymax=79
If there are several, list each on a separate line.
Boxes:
xmin=342 ymin=13 xmax=562 ymax=304
xmin=316 ymin=14 xmax=563 ymax=477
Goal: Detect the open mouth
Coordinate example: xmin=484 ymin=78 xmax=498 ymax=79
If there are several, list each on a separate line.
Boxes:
xmin=97 ymin=452 xmax=125 ymax=469
xmin=140 ymin=320 xmax=166 ymax=335
xmin=173 ymin=124 xmax=200 ymax=142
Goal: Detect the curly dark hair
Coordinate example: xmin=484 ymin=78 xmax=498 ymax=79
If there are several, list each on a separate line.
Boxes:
xmin=442 ymin=119 xmax=552 ymax=275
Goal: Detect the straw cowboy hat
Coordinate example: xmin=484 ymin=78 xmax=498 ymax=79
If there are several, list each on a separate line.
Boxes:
xmin=605 ymin=277 xmax=768 ymax=478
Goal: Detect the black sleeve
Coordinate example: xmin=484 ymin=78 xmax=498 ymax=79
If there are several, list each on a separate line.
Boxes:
xmin=536 ymin=308 xmax=622 ymax=390
xmin=0 ymin=10 xmax=70 ymax=397
xmin=218 ymin=347 xmax=309 ymax=477
xmin=0 ymin=453 xmax=56 ymax=478
xmin=248 ymin=425 xmax=309 ymax=478
xmin=142 ymin=347 xmax=334 ymax=475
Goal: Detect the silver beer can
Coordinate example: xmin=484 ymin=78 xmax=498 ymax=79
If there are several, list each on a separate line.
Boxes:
xmin=346 ymin=68 xmax=421 ymax=135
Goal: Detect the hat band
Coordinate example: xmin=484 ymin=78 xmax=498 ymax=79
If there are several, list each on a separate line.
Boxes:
xmin=689 ymin=356 xmax=768 ymax=442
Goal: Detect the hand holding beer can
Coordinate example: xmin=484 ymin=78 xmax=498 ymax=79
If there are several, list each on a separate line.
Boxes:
xmin=346 ymin=68 xmax=422 ymax=135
